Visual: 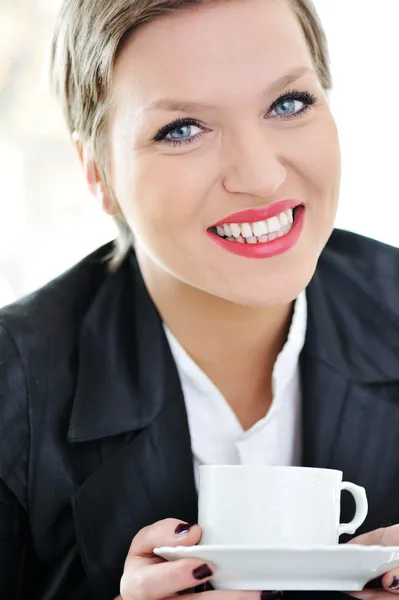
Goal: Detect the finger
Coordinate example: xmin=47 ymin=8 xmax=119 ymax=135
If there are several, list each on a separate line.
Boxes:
xmin=347 ymin=569 xmax=399 ymax=599
xmin=129 ymin=518 xmax=202 ymax=559
xmin=348 ymin=591 xmax=393 ymax=599
xmin=382 ymin=567 xmax=399 ymax=593
xmin=348 ymin=525 xmax=399 ymax=596
xmin=120 ymin=557 xmax=214 ymax=600
xmin=175 ymin=592 xmax=265 ymax=600
xmin=195 ymin=587 xmax=283 ymax=600
xmin=380 ymin=527 xmax=399 ymax=593
xmin=349 ymin=525 xmax=399 ymax=547
xmin=348 ymin=528 xmax=386 ymax=546
xmin=381 ymin=525 xmax=399 ymax=546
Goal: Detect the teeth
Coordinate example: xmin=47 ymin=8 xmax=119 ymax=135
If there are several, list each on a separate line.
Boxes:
xmin=217 ymin=226 xmax=225 ymax=237
xmin=224 ymin=224 xmax=232 ymax=237
xmin=230 ymin=223 xmax=241 ymax=238
xmin=241 ymin=223 xmax=253 ymax=238
xmin=252 ymin=220 xmax=268 ymax=237
xmin=266 ymin=216 xmax=281 ymax=233
xmin=280 ymin=212 xmax=289 ymax=227
xmin=214 ymin=208 xmax=298 ymax=244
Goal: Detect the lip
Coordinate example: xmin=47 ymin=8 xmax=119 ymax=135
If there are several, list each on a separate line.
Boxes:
xmin=213 ymin=199 xmax=303 ymax=227
xmin=207 ymin=205 xmax=305 ymax=259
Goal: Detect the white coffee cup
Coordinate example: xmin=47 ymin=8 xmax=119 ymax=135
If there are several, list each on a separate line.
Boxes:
xmin=198 ymin=466 xmax=368 ymax=547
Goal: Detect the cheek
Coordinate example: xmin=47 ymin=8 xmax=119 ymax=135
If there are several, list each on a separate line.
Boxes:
xmin=112 ymin=149 xmax=216 ymax=240
xmin=297 ymin=117 xmax=341 ymax=199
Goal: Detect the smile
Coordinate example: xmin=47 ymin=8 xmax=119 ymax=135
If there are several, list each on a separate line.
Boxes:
xmin=207 ymin=199 xmax=305 ymax=259
xmin=212 ymin=208 xmax=294 ymax=245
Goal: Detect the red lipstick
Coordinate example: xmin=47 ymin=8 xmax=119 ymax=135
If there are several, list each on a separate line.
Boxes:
xmin=208 ymin=199 xmax=305 ymax=260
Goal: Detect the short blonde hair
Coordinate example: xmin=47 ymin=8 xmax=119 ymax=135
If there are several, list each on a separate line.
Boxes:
xmin=50 ymin=0 xmax=332 ymax=270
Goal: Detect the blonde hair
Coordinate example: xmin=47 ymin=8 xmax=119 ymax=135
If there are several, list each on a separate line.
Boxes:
xmin=50 ymin=0 xmax=332 ymax=270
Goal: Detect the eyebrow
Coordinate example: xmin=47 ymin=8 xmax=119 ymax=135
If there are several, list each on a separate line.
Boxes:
xmin=144 ymin=66 xmax=314 ymax=113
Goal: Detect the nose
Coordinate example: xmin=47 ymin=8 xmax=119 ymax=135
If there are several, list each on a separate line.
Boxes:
xmin=222 ymin=130 xmax=286 ymax=197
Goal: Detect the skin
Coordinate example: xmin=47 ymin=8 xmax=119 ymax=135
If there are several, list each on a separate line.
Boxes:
xmin=75 ymin=0 xmax=399 ymax=598
xmin=114 ymin=520 xmax=399 ymax=600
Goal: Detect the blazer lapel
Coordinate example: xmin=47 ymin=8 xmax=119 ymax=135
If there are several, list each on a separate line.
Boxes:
xmin=302 ymin=268 xmax=399 ymax=538
xmin=68 ymin=254 xmax=197 ymax=599
xmin=327 ymin=380 xmax=399 ymax=534
xmin=301 ymin=269 xmax=353 ymax=471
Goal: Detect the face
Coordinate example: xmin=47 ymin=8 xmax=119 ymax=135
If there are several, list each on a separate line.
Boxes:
xmin=106 ymin=0 xmax=341 ymax=307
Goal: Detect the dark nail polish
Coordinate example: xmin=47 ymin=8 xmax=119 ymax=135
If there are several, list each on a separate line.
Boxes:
xmin=364 ymin=576 xmax=383 ymax=589
xmin=390 ymin=576 xmax=399 ymax=590
xmin=175 ymin=522 xmax=196 ymax=535
xmin=195 ymin=582 xmax=214 ymax=591
xmin=261 ymin=592 xmax=284 ymax=600
xmin=205 ymin=582 xmax=215 ymax=591
xmin=193 ymin=564 xmax=213 ymax=580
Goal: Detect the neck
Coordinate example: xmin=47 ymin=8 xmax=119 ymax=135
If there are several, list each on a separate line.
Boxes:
xmin=137 ymin=252 xmax=294 ymax=429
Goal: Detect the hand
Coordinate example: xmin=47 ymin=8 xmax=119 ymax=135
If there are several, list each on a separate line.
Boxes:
xmin=346 ymin=525 xmax=399 ymax=599
xmin=117 ymin=518 xmax=282 ymax=600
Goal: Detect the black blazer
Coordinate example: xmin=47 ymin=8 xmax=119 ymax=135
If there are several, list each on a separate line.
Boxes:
xmin=1 ymin=229 xmax=399 ymax=600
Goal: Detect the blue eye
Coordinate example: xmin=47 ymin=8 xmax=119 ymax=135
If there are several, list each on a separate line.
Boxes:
xmin=271 ymin=99 xmax=303 ymax=117
xmin=268 ymin=90 xmax=317 ymax=120
xmin=167 ymin=124 xmax=200 ymax=141
xmin=153 ymin=118 xmax=204 ymax=146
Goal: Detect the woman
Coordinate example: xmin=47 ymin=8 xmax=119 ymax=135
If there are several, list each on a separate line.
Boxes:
xmin=1 ymin=0 xmax=399 ymax=598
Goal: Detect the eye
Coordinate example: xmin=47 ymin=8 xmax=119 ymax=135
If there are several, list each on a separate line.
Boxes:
xmin=267 ymin=90 xmax=317 ymax=120
xmin=153 ymin=118 xmax=205 ymax=146
xmin=270 ymin=99 xmax=304 ymax=117
xmin=166 ymin=123 xmax=202 ymax=142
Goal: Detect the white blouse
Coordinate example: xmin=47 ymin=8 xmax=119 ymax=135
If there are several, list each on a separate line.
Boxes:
xmin=164 ymin=292 xmax=307 ymax=488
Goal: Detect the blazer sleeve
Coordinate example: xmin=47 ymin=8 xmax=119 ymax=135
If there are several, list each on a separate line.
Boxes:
xmin=0 ymin=478 xmax=34 ymax=598
xmin=0 ymin=323 xmax=38 ymax=597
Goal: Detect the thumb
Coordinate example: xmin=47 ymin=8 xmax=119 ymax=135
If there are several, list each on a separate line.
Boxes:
xmin=349 ymin=525 xmax=399 ymax=546
xmin=348 ymin=527 xmax=386 ymax=546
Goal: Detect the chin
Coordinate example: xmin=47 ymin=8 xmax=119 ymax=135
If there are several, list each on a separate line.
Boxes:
xmin=211 ymin=257 xmax=319 ymax=308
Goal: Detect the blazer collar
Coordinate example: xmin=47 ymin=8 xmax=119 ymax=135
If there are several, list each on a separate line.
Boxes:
xmin=68 ymin=246 xmax=399 ymax=443
xmin=305 ymin=262 xmax=399 ymax=385
xmin=68 ymin=252 xmax=167 ymax=442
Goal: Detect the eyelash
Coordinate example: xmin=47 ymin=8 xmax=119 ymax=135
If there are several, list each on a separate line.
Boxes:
xmin=152 ymin=89 xmax=318 ymax=147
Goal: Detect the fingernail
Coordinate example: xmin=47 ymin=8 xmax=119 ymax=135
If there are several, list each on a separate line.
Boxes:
xmin=261 ymin=592 xmax=284 ymax=600
xmin=193 ymin=564 xmax=213 ymax=580
xmin=364 ymin=576 xmax=383 ymax=589
xmin=389 ymin=576 xmax=399 ymax=590
xmin=175 ymin=522 xmax=196 ymax=535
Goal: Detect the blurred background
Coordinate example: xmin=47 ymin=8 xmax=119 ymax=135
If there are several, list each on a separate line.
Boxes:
xmin=0 ymin=0 xmax=398 ymax=308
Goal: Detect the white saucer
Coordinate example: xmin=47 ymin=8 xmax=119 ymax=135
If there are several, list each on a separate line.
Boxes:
xmin=154 ymin=544 xmax=399 ymax=591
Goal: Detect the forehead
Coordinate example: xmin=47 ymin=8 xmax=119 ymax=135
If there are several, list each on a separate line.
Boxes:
xmin=112 ymin=0 xmax=313 ymax=113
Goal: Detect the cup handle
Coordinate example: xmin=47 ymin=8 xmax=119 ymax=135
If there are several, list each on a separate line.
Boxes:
xmin=338 ymin=482 xmax=368 ymax=537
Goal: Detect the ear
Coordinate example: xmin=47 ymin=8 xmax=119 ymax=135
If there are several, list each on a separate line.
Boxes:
xmin=72 ymin=131 xmax=119 ymax=216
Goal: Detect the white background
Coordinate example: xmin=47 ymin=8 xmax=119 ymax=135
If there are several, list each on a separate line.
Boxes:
xmin=314 ymin=0 xmax=398 ymax=245
xmin=0 ymin=0 xmax=397 ymax=307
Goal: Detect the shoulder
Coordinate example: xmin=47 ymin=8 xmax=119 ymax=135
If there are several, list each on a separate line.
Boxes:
xmin=0 ymin=242 xmax=115 ymax=345
xmin=0 ymin=242 xmax=116 ymax=505
xmin=309 ymin=229 xmax=399 ymax=382
xmin=318 ymin=228 xmax=399 ymax=320
xmin=322 ymin=228 xmax=399 ymax=274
